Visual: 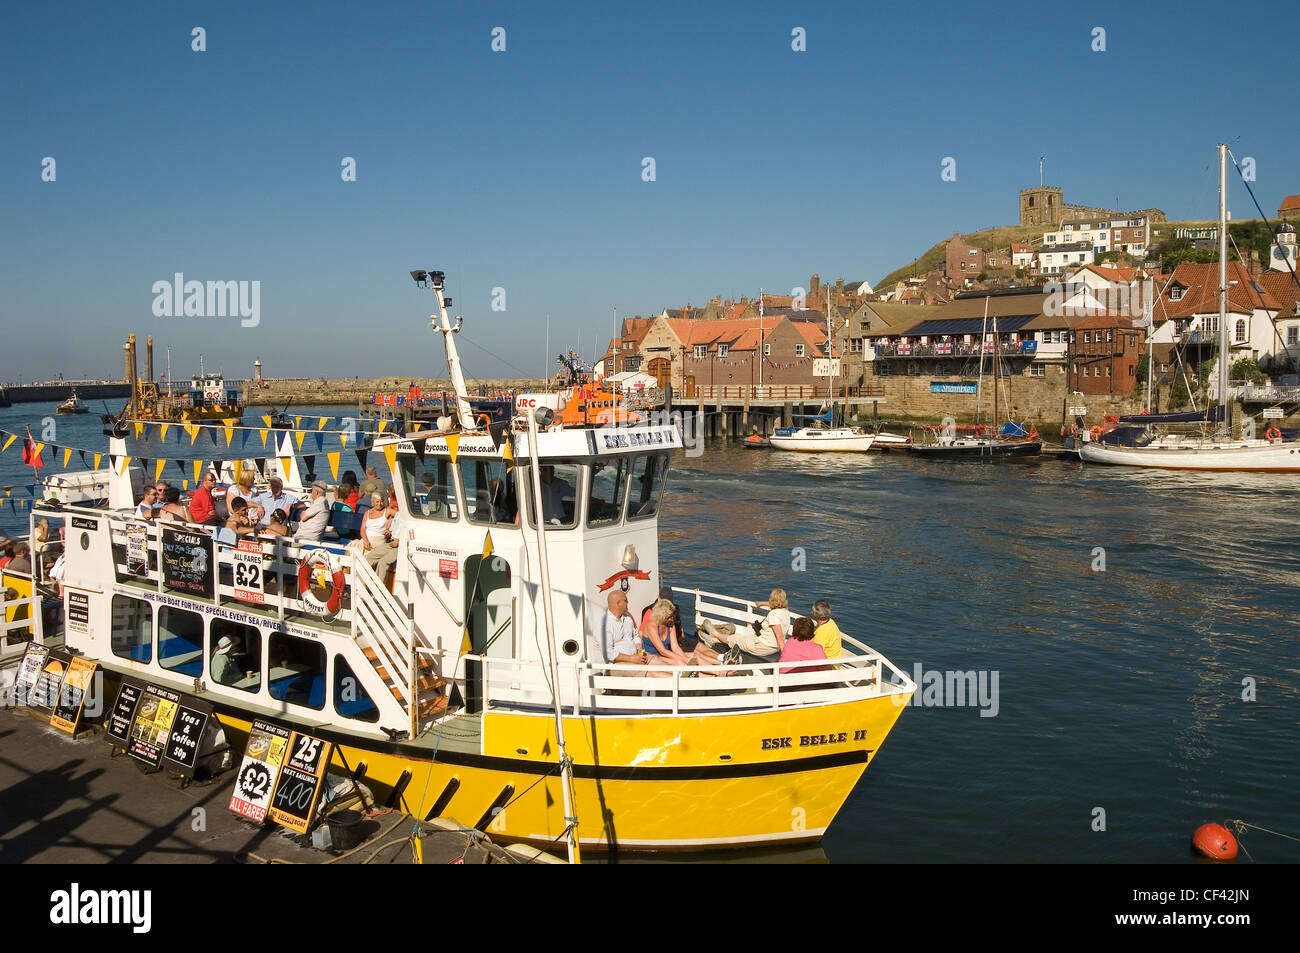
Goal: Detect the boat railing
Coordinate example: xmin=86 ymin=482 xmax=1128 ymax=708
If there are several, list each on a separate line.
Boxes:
xmin=98 ymin=509 xmax=358 ymax=625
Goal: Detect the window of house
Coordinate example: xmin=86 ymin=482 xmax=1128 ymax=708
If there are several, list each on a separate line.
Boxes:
xmin=763 ymin=343 xmax=770 ymax=356
xmin=850 ymin=338 xmax=863 ymax=353
xmin=795 ymin=344 xmax=805 ymax=357
xmin=1128 ymin=365 xmax=1135 ymax=377
xmin=692 ymin=345 xmax=706 ymax=359
xmin=717 ymin=344 xmax=729 ymax=358
xmin=1083 ymin=332 xmax=1091 ymax=343
xmin=1106 ymin=330 xmax=1113 ymax=342
xmin=1030 ymin=363 xmax=1045 ymax=377
xmin=1161 ymin=363 xmax=1169 ymax=372
xmin=1288 ymin=326 xmax=1298 ymax=346
xmin=111 ymin=596 xmax=152 ymax=664
xmin=268 ymin=632 xmax=325 ymax=709
xmin=1170 ymin=287 xmax=1183 ymax=300
xmin=1235 ymin=319 xmax=1247 ymax=343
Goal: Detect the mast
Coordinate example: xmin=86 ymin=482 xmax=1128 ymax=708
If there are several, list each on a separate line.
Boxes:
xmin=992 ymin=311 xmax=1000 ymax=427
xmin=758 ymin=289 xmax=764 ymax=390
xmin=411 ymin=270 xmax=475 ymax=429
xmin=826 ymin=288 xmax=833 ymax=424
xmin=975 ymin=296 xmax=989 ymax=430
xmin=1217 ymin=143 xmax=1229 ymax=429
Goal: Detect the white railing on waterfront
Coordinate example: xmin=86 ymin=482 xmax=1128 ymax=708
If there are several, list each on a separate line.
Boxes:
xmin=476 ymin=585 xmax=911 ymax=715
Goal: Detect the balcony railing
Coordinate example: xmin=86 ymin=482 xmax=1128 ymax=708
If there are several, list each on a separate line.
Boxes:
xmin=872 ymin=342 xmax=1039 ymax=359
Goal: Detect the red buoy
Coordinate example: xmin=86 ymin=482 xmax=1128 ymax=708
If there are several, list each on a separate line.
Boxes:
xmin=1191 ymin=823 xmax=1238 ymax=861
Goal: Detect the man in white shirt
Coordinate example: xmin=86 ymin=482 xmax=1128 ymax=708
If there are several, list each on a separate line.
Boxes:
xmin=598 ymin=590 xmax=646 ymax=666
xmin=252 ymin=477 xmax=300 ymax=527
xmin=134 ymin=485 xmax=158 ymax=521
xmin=295 ymin=481 xmax=331 ymax=541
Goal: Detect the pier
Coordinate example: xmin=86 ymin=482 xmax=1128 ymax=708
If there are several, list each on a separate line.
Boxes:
xmin=682 ymin=383 xmax=888 ymax=436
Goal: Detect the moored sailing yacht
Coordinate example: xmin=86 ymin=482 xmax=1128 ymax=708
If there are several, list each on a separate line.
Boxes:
xmin=4 ymin=269 xmax=914 ymax=854
xmin=1080 ymin=144 xmax=1300 ymax=471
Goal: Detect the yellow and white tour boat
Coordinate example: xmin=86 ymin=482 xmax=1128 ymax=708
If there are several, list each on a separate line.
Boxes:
xmin=3 ymin=271 xmax=913 ymax=855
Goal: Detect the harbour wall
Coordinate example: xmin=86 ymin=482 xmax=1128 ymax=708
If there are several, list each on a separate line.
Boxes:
xmin=244 ymin=377 xmax=548 ymax=407
xmin=3 ymin=383 xmax=131 ymax=404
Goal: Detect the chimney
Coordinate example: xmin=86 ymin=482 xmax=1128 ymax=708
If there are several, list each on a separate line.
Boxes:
xmin=810 ymin=273 xmax=821 ymax=295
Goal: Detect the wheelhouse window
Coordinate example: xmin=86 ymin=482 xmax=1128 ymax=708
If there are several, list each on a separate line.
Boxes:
xmin=521 ymin=462 xmax=581 ymax=529
xmin=628 ymin=453 xmax=669 ymax=521
xmin=111 ymin=596 xmax=152 ymax=663
xmin=588 ymin=457 xmax=630 ymax=526
xmin=268 ymin=632 xmax=325 ymax=709
xmin=398 ymin=457 xmax=460 ymax=521
xmin=459 ymin=456 xmax=517 ymax=525
xmin=209 ymin=619 xmax=261 ymax=692
xmin=335 ymin=655 xmax=379 ymax=722
xmin=159 ymin=606 xmax=204 ymax=676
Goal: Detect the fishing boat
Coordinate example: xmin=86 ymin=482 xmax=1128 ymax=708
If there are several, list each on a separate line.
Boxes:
xmin=56 ymin=390 xmax=89 ymax=415
xmin=911 ymin=304 xmax=1042 ymax=460
xmin=770 ymin=295 xmax=876 ymax=452
xmin=1080 ymin=144 xmax=1300 ymax=471
xmin=3 ymin=269 xmax=914 ymax=856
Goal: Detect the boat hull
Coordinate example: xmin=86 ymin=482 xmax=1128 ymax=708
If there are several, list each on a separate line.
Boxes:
xmin=769 ymin=429 xmax=876 ymax=452
xmin=911 ymin=440 xmax=1042 ymax=459
xmin=1079 ymin=439 xmax=1300 ymax=471
xmin=208 ymin=690 xmax=910 ymax=851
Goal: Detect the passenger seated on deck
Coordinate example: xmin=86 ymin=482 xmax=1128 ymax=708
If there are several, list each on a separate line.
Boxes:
xmin=780 ymin=617 xmax=828 ymax=676
xmin=262 ymin=508 xmax=292 ymax=537
xmin=227 ymin=467 xmax=264 ymax=526
xmin=156 ymin=486 xmax=190 ymax=523
xmin=695 ymin=587 xmax=789 ymax=662
xmin=638 ymin=599 xmax=695 ymax=666
xmin=225 ymin=498 xmax=258 ymax=536
xmin=210 ymin=636 xmax=245 ymax=686
xmin=134 ymin=485 xmax=158 ymax=521
xmin=810 ymin=600 xmax=843 ymax=659
xmin=598 ymin=590 xmax=665 ymax=677
xmin=187 ymin=471 xmax=221 ymax=526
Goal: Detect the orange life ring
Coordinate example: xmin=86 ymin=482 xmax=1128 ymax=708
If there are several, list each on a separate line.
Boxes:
xmin=1069 ymin=422 xmax=1079 ymax=435
xmin=1266 ymin=427 xmax=1282 ymax=443
xmin=298 ymin=549 xmax=346 ymax=615
xmin=1090 ymin=426 xmax=1103 ymax=440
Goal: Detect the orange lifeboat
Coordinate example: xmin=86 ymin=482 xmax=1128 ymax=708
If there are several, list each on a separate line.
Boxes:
xmin=557 ymin=383 xmax=642 ymax=426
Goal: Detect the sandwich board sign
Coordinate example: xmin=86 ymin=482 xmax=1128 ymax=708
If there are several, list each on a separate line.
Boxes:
xmin=127 ymin=684 xmax=181 ymax=770
xmin=50 ymin=656 xmax=98 ymax=734
xmin=266 ymin=730 xmax=334 ymax=834
xmin=229 ymin=720 xmax=292 ymax=823
xmin=105 ymin=678 xmax=146 ymax=750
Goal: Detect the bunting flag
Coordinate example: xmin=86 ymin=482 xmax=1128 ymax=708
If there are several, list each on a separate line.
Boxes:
xmin=339 ymin=430 xmax=349 ymax=447
xmin=327 ymin=452 xmax=340 ymax=481
xmin=48 ymin=444 xmax=60 ymax=463
xmin=186 ymin=424 xmax=200 ymax=445
xmin=93 ymin=453 xmax=102 ymax=470
xmin=354 ymin=449 xmax=368 ymax=472
xmin=502 ymin=439 xmax=514 ymax=470
xmin=138 ymin=457 xmax=151 ymax=477
xmin=259 ymin=428 xmax=269 ymax=448
xmin=238 ymin=430 xmax=249 ymax=449
xmin=159 ymin=424 xmax=170 ymax=442
xmin=175 ymin=459 xmax=188 ymax=477
xmin=223 ymin=425 xmax=235 ymax=448
xmin=233 ymin=460 xmax=245 ymax=486
xmin=154 ymin=458 xmax=167 ymax=481
xmin=143 ymin=424 xmax=154 ymax=442
xmin=293 ymin=416 xmax=303 ymax=429
xmin=412 ymin=437 xmax=425 ymax=463
xmin=262 ymin=415 xmax=273 ymax=428
xmin=133 ymin=422 xmax=144 ymax=439
xmin=382 ymin=444 xmax=397 ymax=478
xmin=192 ymin=460 xmax=204 ymax=485
xmin=182 ymin=479 xmax=190 ymax=490
xmin=2 ymin=435 xmax=16 ymax=453
xmin=278 ymin=457 xmax=292 ymax=479
xmin=63 ymin=447 xmax=73 ymax=467
xmin=377 ymin=420 xmax=388 ymax=433
xmin=22 ymin=427 xmax=44 ymax=470
xmin=312 ymin=431 xmax=324 ymax=452
xmin=303 ymin=454 xmax=317 ymax=478
xmin=410 ymin=421 xmax=422 ymax=432
xmin=445 ymin=434 xmax=460 ymax=465
xmin=317 ymin=416 xmax=329 ymax=430
xmin=294 ymin=431 xmax=306 ymax=450
xmin=78 ymin=450 xmax=87 ymax=466
xmin=118 ymin=455 xmax=132 ymax=475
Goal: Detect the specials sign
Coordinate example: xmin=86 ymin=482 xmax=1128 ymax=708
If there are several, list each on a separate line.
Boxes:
xmin=160 ymin=527 xmax=214 ymax=599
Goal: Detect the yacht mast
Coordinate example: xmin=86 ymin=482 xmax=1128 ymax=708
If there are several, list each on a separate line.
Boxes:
xmin=975 ymin=296 xmax=989 ymax=429
xmin=1217 ymin=143 xmax=1229 ymax=430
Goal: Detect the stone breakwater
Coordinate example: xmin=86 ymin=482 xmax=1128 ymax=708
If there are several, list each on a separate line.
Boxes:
xmin=244 ymin=377 xmax=549 ymax=407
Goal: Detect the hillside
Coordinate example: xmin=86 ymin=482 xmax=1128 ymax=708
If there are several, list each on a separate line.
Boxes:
xmin=874 ymin=218 xmax=1266 ymax=289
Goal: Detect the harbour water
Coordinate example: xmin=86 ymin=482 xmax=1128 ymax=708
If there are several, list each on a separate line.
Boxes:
xmin=3 ymin=403 xmax=1297 ymax=863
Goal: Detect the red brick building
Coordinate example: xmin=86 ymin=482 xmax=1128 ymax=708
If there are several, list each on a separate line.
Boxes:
xmin=1067 ymin=315 xmax=1147 ymax=395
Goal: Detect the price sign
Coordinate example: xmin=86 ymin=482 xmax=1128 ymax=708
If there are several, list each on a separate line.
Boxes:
xmin=1068 ymin=406 xmax=1088 ymax=417
xmin=50 ymin=657 xmax=97 ymax=734
xmin=105 ymin=678 xmax=144 ymax=749
xmin=232 ymin=539 xmax=265 ymax=604
xmin=12 ymin=643 xmax=49 ymax=709
xmin=230 ymin=720 xmax=292 ymax=823
xmin=125 ymin=523 xmax=148 ymax=572
xmin=65 ymin=591 xmax=90 ymax=637
xmin=128 ymin=684 xmax=181 ymax=769
xmin=267 ymin=730 xmax=334 ymax=834
xmin=161 ymin=701 xmax=213 ymax=775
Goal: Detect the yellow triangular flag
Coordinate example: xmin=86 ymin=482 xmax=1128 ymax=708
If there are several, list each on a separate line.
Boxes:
xmin=93 ymin=453 xmax=102 ymax=470
xmin=186 ymin=424 xmax=199 ymax=445
xmin=223 ymin=426 xmax=234 ymax=447
xmin=382 ymin=444 xmax=397 ymax=477
xmin=193 ymin=460 xmax=203 ymax=485
xmin=1 ymin=435 xmax=15 ymax=452
xmin=461 ymin=630 xmax=472 ymax=657
xmin=293 ymin=416 xmax=303 ymax=429
xmin=119 ymin=455 xmax=132 ymax=475
xmin=279 ymin=457 xmax=292 ymax=478
xmin=154 ymin=459 xmax=166 ymax=481
xmin=339 ymin=430 xmax=349 ymax=447
xmin=159 ymin=424 xmax=170 ymax=442
xmin=445 ymin=434 xmax=459 ymax=464
xmin=261 ymin=415 xmax=273 ymax=428
xmin=133 ymin=422 xmax=144 ymax=439
xmin=378 ymin=420 xmax=389 ymax=433
xmin=482 ymin=530 xmax=494 ymax=560
xmin=183 ymin=479 xmax=190 ymax=490
xmin=294 ymin=430 xmax=306 ymax=450
xmin=259 ymin=429 xmax=269 ymax=448
xmin=35 ymin=442 xmax=46 ymax=458
xmin=233 ymin=460 xmax=244 ymax=485
xmin=502 ymin=440 xmax=513 ymax=463
xmin=410 ymin=421 xmax=423 ymax=432
xmin=63 ymin=447 xmax=72 ymax=466
xmin=327 ymin=452 xmax=340 ymax=481
xmin=224 ymin=418 xmax=236 ymax=429
xmin=317 ymin=416 xmax=329 ymax=430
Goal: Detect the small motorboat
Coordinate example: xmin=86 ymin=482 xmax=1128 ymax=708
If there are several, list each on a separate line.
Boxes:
xmin=869 ymin=431 xmax=911 ymax=451
xmin=743 ymin=433 xmax=770 ymax=449
xmin=56 ymin=390 xmax=88 ymax=415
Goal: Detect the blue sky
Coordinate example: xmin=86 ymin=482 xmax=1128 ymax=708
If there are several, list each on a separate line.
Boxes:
xmin=2 ymin=0 xmax=1295 ymax=383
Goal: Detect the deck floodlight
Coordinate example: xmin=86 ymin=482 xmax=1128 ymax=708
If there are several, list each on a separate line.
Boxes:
xmin=534 ymin=407 xmax=554 ymax=427
xmin=410 ymin=270 xmax=428 ymax=284
xmin=444 ymin=297 xmax=452 ymax=308
xmin=430 ymin=270 xmax=445 ymax=288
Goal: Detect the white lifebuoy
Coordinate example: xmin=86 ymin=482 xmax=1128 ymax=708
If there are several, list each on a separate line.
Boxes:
xmin=298 ymin=549 xmax=346 ymax=616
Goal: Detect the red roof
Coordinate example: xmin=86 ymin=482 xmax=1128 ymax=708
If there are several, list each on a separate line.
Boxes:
xmin=1258 ymin=271 xmax=1300 ymax=316
xmin=1151 ymin=261 xmax=1280 ymax=322
xmin=1280 ymin=194 xmax=1300 ymax=214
